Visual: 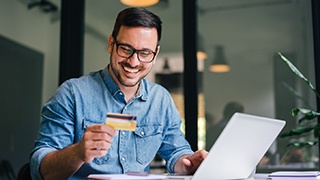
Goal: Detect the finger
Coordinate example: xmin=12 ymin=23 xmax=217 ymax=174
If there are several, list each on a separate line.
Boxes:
xmin=78 ymin=141 xmax=109 ymax=162
xmin=88 ymin=148 xmax=108 ymax=158
xmin=88 ymin=124 xmax=117 ymax=135
xmin=83 ymin=138 xmax=110 ymax=151
xmin=182 ymin=158 xmax=196 ymax=174
xmin=91 ymin=132 xmax=114 ymax=143
xmin=190 ymin=150 xmax=208 ymax=162
xmin=182 ymin=158 xmax=192 ymax=170
xmin=82 ymin=131 xmax=114 ymax=144
xmin=185 ymin=150 xmax=208 ymax=174
xmin=91 ymin=141 xmax=112 ymax=151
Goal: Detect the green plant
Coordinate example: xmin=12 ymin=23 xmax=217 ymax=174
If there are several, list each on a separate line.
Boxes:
xmin=277 ymin=52 xmax=320 ymax=150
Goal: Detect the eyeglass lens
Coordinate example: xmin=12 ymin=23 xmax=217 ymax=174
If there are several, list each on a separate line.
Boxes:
xmin=113 ymin=38 xmax=156 ymax=63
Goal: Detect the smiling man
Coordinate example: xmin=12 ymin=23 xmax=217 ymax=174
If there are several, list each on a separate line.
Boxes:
xmin=108 ymin=25 xmax=159 ymax=101
xmin=30 ymin=7 xmax=207 ymax=180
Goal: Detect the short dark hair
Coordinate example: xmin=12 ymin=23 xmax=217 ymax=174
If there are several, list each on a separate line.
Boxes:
xmin=112 ymin=7 xmax=162 ymax=44
xmin=223 ymin=101 xmax=244 ymax=119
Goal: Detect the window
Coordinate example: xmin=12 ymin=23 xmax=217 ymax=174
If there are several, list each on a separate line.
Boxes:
xmin=84 ymin=0 xmax=318 ymax=173
xmin=199 ymin=0 xmax=317 ymax=172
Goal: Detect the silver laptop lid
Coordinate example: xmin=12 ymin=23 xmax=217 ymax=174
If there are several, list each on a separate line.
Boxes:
xmin=193 ymin=113 xmax=286 ymax=180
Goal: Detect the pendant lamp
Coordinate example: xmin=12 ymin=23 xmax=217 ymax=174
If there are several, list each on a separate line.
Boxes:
xmin=210 ymin=46 xmax=230 ymax=73
xmin=120 ymin=0 xmax=159 ymax=7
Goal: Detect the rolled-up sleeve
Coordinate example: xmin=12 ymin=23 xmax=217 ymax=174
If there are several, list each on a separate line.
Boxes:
xmin=30 ymin=147 xmax=56 ymax=180
xmin=30 ymin=81 xmax=75 ymax=180
xmin=157 ymin=92 xmax=194 ymax=173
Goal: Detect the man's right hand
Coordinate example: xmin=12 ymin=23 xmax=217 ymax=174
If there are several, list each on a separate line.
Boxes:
xmin=78 ymin=124 xmax=118 ymax=163
xmin=40 ymin=124 xmax=117 ymax=180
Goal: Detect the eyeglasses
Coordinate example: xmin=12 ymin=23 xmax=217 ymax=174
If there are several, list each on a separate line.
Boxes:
xmin=112 ymin=37 xmax=157 ymax=63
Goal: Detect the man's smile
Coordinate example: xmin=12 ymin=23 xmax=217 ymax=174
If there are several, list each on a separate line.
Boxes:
xmin=123 ymin=65 xmax=139 ymax=73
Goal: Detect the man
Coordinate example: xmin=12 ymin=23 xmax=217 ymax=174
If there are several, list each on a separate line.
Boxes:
xmin=30 ymin=7 xmax=207 ymax=180
xmin=206 ymin=101 xmax=244 ymax=150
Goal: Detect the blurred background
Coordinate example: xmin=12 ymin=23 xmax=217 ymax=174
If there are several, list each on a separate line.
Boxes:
xmin=0 ymin=0 xmax=317 ymax=176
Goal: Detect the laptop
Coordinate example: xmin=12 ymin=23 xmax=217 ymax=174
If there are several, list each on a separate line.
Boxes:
xmin=87 ymin=113 xmax=285 ymax=180
xmin=191 ymin=112 xmax=286 ymax=180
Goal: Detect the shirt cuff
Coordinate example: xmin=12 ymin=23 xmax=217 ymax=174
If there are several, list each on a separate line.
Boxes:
xmin=30 ymin=147 xmax=56 ymax=180
xmin=167 ymin=149 xmax=194 ymax=173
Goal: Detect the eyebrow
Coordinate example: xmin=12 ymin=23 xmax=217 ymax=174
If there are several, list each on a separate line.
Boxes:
xmin=117 ymin=41 xmax=156 ymax=52
xmin=113 ymin=35 xmax=157 ymax=52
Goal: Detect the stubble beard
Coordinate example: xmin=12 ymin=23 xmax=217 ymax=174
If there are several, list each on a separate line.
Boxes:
xmin=110 ymin=56 xmax=149 ymax=88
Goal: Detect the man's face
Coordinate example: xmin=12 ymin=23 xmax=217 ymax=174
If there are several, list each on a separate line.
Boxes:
xmin=108 ymin=26 xmax=159 ymax=88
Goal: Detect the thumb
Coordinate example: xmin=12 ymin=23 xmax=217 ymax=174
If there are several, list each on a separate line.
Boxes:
xmin=182 ymin=158 xmax=192 ymax=172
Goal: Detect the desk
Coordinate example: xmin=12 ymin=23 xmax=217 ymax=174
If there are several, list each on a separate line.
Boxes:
xmin=87 ymin=173 xmax=271 ymax=180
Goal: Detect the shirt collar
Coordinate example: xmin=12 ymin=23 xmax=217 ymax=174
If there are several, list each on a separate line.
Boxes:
xmin=101 ymin=66 xmax=148 ymax=101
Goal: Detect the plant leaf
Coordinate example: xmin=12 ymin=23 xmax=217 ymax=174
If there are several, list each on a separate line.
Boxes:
xmin=279 ymin=126 xmax=315 ymax=138
xmin=278 ymin=52 xmax=320 ymax=98
xmin=284 ymin=141 xmax=318 ymax=150
xmin=291 ymin=108 xmax=320 ymax=124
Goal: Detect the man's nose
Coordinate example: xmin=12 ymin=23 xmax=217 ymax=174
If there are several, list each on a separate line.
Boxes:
xmin=127 ymin=52 xmax=141 ymax=67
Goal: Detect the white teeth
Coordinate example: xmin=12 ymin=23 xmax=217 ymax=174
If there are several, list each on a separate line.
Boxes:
xmin=124 ymin=66 xmax=138 ymax=73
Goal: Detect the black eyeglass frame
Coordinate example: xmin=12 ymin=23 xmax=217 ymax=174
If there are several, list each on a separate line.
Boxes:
xmin=112 ymin=36 xmax=158 ymax=63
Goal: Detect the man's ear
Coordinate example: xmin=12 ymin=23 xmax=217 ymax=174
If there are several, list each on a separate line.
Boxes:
xmin=156 ymin=45 xmax=161 ymax=55
xmin=153 ymin=45 xmax=161 ymax=64
xmin=107 ymin=35 xmax=114 ymax=54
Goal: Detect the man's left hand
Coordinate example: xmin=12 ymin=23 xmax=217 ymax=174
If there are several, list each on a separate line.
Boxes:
xmin=175 ymin=150 xmax=208 ymax=174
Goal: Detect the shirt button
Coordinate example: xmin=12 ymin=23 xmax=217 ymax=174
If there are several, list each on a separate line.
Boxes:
xmin=140 ymin=131 xmax=144 ymax=136
xmin=122 ymin=131 xmax=125 ymax=135
xmin=121 ymin=157 xmax=125 ymax=161
xmin=119 ymin=92 xmax=123 ymax=96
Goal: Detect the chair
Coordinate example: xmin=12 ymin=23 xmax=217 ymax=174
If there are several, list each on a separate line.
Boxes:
xmin=16 ymin=163 xmax=32 ymax=180
xmin=0 ymin=159 xmax=15 ymax=180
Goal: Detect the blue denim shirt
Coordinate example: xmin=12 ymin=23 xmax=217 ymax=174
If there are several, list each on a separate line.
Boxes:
xmin=30 ymin=67 xmax=194 ymax=180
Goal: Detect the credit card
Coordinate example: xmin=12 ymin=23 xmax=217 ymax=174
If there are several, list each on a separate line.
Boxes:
xmin=106 ymin=113 xmax=137 ymax=131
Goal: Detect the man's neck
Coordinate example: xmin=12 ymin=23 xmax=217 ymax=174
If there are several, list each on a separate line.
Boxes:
xmin=121 ymin=85 xmax=139 ymax=103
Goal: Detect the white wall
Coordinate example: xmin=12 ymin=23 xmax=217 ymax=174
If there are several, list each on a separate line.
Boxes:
xmin=0 ymin=0 xmax=61 ymax=105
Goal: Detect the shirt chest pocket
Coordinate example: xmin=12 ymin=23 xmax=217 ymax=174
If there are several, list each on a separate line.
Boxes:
xmin=134 ymin=125 xmax=163 ymax=164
